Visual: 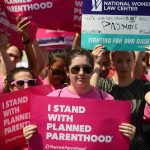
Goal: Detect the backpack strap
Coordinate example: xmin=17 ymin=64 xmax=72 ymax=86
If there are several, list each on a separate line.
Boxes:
xmin=98 ymin=89 xmax=104 ymax=99
xmin=57 ymin=89 xmax=62 ymax=97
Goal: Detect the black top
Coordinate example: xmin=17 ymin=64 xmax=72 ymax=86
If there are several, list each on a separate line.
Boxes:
xmin=98 ymin=78 xmax=150 ymax=150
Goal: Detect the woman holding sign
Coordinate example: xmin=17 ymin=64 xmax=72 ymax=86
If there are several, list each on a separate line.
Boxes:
xmin=23 ymin=48 xmax=136 ymax=144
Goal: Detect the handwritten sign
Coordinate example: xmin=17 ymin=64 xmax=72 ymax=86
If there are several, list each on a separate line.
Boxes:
xmin=82 ymin=0 xmax=150 ymax=51
xmin=29 ymin=95 xmax=131 ymax=150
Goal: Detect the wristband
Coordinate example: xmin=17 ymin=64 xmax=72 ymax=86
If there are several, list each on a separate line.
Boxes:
xmin=22 ymin=38 xmax=30 ymax=44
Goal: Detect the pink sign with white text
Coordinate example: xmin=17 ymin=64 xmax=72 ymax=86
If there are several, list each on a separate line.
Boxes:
xmin=0 ymin=4 xmax=37 ymax=49
xmin=1 ymin=0 xmax=82 ymax=32
xmin=0 ymin=85 xmax=52 ymax=150
xmin=29 ymin=95 xmax=131 ymax=150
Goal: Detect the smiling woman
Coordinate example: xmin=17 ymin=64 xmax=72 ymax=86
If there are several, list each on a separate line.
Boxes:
xmin=4 ymin=67 xmax=36 ymax=93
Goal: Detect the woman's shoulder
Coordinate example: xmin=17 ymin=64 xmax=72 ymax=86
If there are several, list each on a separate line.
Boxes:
xmin=92 ymin=86 xmax=114 ymax=100
xmin=132 ymin=79 xmax=150 ymax=87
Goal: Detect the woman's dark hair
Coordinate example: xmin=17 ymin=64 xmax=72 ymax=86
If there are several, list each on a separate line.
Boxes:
xmin=67 ymin=48 xmax=94 ymax=68
xmin=4 ymin=67 xmax=35 ymax=93
xmin=48 ymin=49 xmax=68 ymax=66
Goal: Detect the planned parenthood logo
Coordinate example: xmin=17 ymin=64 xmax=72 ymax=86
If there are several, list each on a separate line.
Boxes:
xmin=91 ymin=0 xmax=102 ymax=12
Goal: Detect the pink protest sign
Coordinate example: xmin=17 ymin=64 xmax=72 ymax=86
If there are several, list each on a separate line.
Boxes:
xmin=1 ymin=0 xmax=82 ymax=32
xmin=0 ymin=89 xmax=30 ymax=150
xmin=0 ymin=4 xmax=37 ymax=49
xmin=29 ymin=95 xmax=131 ymax=150
xmin=0 ymin=84 xmax=52 ymax=150
xmin=28 ymin=84 xmax=53 ymax=96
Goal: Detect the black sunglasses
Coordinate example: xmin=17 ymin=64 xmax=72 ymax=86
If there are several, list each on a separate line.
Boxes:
xmin=71 ymin=65 xmax=93 ymax=74
xmin=11 ymin=79 xmax=36 ymax=88
xmin=51 ymin=68 xmax=65 ymax=76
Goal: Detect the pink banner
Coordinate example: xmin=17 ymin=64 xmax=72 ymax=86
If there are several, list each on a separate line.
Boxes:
xmin=1 ymin=0 xmax=82 ymax=32
xmin=0 ymin=85 xmax=52 ymax=150
xmin=0 ymin=4 xmax=37 ymax=49
xmin=29 ymin=96 xmax=131 ymax=150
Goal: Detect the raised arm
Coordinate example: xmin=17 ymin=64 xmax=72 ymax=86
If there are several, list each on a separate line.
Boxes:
xmin=32 ymin=38 xmax=45 ymax=76
xmin=16 ymin=16 xmax=44 ymax=76
xmin=132 ymin=51 xmax=145 ymax=79
xmin=90 ymin=45 xmax=106 ymax=87
xmin=72 ymin=32 xmax=81 ymax=50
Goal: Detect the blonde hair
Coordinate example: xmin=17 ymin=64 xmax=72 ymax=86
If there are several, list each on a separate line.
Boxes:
xmin=110 ymin=51 xmax=135 ymax=61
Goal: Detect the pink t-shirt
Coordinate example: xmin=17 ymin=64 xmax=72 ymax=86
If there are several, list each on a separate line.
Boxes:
xmin=47 ymin=86 xmax=114 ymax=100
xmin=36 ymin=76 xmax=64 ymax=91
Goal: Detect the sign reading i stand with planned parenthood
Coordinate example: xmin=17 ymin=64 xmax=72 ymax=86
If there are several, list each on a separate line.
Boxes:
xmin=81 ymin=0 xmax=150 ymax=51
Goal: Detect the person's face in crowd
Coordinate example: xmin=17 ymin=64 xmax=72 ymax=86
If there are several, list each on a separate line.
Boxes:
xmin=10 ymin=71 xmax=36 ymax=92
xmin=68 ymin=55 xmax=93 ymax=90
xmin=143 ymin=52 xmax=150 ymax=67
xmin=48 ymin=58 xmax=66 ymax=86
xmin=6 ymin=46 xmax=21 ymax=65
xmin=99 ymin=54 xmax=111 ymax=78
xmin=111 ymin=51 xmax=135 ymax=78
xmin=143 ymin=52 xmax=150 ymax=74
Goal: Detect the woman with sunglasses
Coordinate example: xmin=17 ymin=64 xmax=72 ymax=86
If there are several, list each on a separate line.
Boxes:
xmin=4 ymin=67 xmax=36 ymax=92
xmin=41 ymin=49 xmax=68 ymax=90
xmin=23 ymin=48 xmax=136 ymax=143
xmin=3 ymin=67 xmax=36 ymax=150
xmin=46 ymin=48 xmax=114 ymax=99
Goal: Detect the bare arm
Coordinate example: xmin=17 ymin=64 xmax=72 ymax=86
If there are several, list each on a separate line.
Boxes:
xmin=145 ymin=91 xmax=150 ymax=105
xmin=16 ymin=16 xmax=44 ymax=76
xmin=90 ymin=45 xmax=106 ymax=87
xmin=32 ymin=39 xmax=45 ymax=76
xmin=72 ymin=32 xmax=81 ymax=50
xmin=132 ymin=51 xmax=145 ymax=79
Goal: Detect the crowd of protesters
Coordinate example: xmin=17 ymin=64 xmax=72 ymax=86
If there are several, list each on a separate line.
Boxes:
xmin=0 ymin=16 xmax=150 ymax=150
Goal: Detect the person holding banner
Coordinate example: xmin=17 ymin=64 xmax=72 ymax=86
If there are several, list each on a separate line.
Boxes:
xmin=16 ymin=15 xmax=44 ymax=77
xmin=23 ymin=48 xmax=136 ymax=144
xmin=91 ymin=46 xmax=150 ymax=150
